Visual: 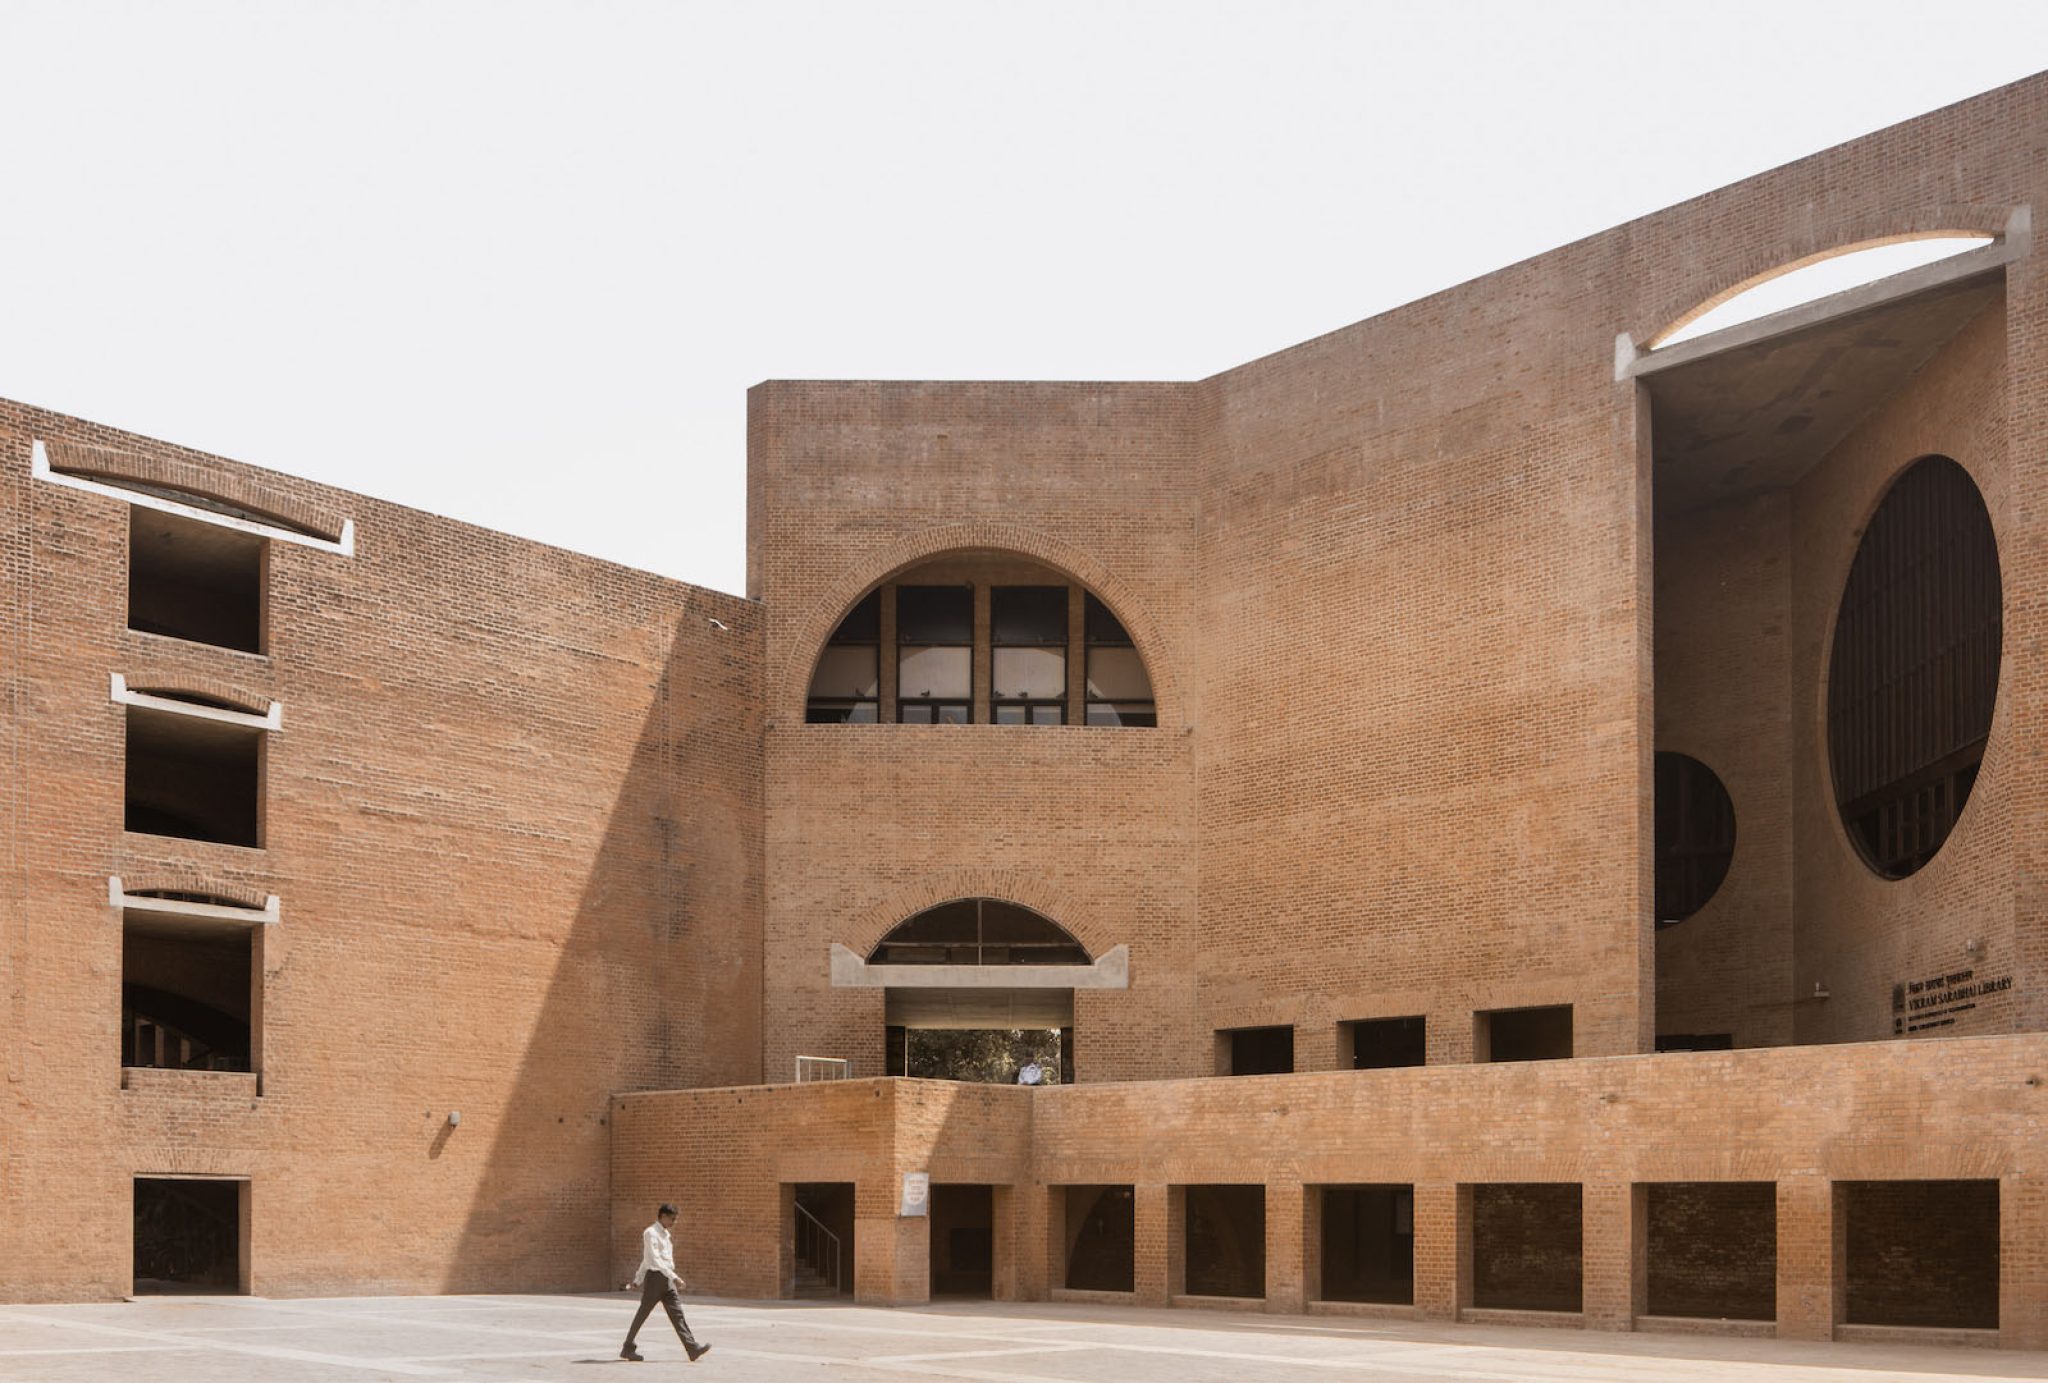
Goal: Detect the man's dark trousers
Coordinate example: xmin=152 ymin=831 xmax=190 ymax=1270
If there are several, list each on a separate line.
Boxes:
xmin=624 ymin=1271 xmax=702 ymax=1354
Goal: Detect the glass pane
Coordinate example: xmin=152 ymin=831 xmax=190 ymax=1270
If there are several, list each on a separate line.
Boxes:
xmin=898 ymin=585 xmax=973 ymax=644
xmin=994 ymin=647 xmax=1064 ymax=699
xmin=809 ymin=645 xmax=879 ymax=699
xmin=805 ymin=700 xmax=877 ymax=724
xmin=900 ymin=645 xmax=971 ymax=699
xmin=1030 ymin=704 xmax=1064 ymax=726
xmin=1086 ymin=701 xmax=1156 ymax=727
xmin=994 ymin=704 xmax=1028 ymax=725
xmin=936 ymin=703 xmax=970 ymax=725
xmin=1086 ymin=646 xmax=1152 ymax=700
xmin=829 ymin=590 xmax=881 ymax=643
xmin=993 ymin=586 xmax=1067 ymax=645
xmin=899 ymin=703 xmax=935 ymax=724
xmin=1085 ymin=592 xmax=1132 ymax=644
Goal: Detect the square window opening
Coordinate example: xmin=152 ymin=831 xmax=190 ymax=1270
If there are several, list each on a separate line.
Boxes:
xmin=1475 ymin=1005 xmax=1571 ymax=1063
xmin=124 ymin=707 xmax=264 ymax=848
xmin=1346 ymin=1015 xmax=1426 ymax=1069
xmin=123 ymin=916 xmax=258 ymax=1075
xmin=129 ymin=509 xmax=265 ymax=654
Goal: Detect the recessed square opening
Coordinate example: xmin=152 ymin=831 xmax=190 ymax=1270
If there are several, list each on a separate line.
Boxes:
xmin=125 ymin=707 xmax=263 ymax=847
xmin=1471 ymin=1183 xmax=1582 ymax=1312
xmin=929 ymin=1184 xmax=994 ymax=1298
xmin=1644 ymin=1182 xmax=1775 ymax=1320
xmin=122 ymin=915 xmax=257 ymax=1075
xmin=1061 ymin=1185 xmax=1134 ymax=1293
xmin=1218 ymin=1025 xmax=1292 ymax=1076
xmin=1318 ymin=1184 xmax=1414 ymax=1304
xmin=134 ymin=1176 xmax=248 ymax=1294
xmin=791 ymin=1182 xmax=854 ymax=1297
xmin=1346 ymin=1015 xmax=1426 ymax=1069
xmin=1841 ymin=1179 xmax=1998 ymax=1329
xmin=129 ymin=509 xmax=265 ymax=653
xmin=1182 ymin=1184 xmax=1265 ymax=1299
xmin=1475 ymin=1005 xmax=1571 ymax=1063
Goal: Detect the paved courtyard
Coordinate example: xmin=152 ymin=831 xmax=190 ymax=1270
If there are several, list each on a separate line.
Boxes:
xmin=0 ymin=1294 xmax=2042 ymax=1383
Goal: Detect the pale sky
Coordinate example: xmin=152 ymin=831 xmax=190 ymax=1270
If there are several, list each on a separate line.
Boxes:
xmin=5 ymin=1 xmax=2047 ymax=596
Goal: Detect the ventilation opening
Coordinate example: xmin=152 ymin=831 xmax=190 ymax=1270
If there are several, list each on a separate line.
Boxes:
xmin=1644 ymin=1182 xmax=1775 ymax=1321
xmin=929 ymin=1184 xmax=995 ymax=1298
xmin=1181 ymin=1185 xmax=1264 ymax=1299
xmin=122 ymin=917 xmax=257 ymax=1075
xmin=1217 ymin=1025 xmax=1293 ymax=1076
xmin=124 ymin=707 xmax=263 ymax=847
xmin=1062 ymin=1185 xmax=1134 ymax=1292
xmin=1346 ymin=1015 xmax=1426 ymax=1069
xmin=134 ymin=1177 xmax=247 ymax=1294
xmin=1475 ymin=1005 xmax=1571 ymax=1063
xmin=129 ymin=509 xmax=264 ymax=654
xmin=1318 ymin=1185 xmax=1414 ymax=1305
xmin=791 ymin=1182 xmax=855 ymax=1298
xmin=885 ymin=1025 xmax=1065 ymax=1083
xmin=1841 ymin=1180 xmax=1998 ymax=1329
xmin=1652 ymin=236 xmax=1996 ymax=349
xmin=1471 ymin=1183 xmax=1581 ymax=1312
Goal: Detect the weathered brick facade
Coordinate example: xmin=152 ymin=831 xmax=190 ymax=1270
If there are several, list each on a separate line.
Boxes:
xmin=4 ymin=68 xmax=2047 ymax=1350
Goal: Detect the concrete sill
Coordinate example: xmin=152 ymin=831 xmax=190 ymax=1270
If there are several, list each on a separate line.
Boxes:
xmin=1308 ymin=1299 xmax=1419 ymax=1320
xmin=1171 ymin=1293 xmax=1266 ymax=1313
xmin=1049 ymin=1288 xmax=1138 ymax=1306
xmin=1457 ymin=1308 xmax=1585 ymax=1330
xmin=1835 ymin=1323 xmax=1999 ymax=1349
xmin=1634 ymin=1314 xmax=1773 ymax=1338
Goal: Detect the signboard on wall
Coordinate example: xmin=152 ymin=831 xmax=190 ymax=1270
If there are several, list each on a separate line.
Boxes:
xmin=899 ymin=1172 xmax=930 ymax=1218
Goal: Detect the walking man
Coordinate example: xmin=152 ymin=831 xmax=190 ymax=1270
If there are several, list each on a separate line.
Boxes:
xmin=621 ymin=1203 xmax=710 ymax=1363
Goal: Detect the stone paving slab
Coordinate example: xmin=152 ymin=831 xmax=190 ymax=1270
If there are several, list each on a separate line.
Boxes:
xmin=0 ymin=1294 xmax=2042 ymax=1383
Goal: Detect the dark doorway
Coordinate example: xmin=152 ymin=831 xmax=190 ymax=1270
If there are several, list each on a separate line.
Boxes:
xmin=1471 ymin=1183 xmax=1581 ymax=1311
xmin=1318 ymin=1185 xmax=1414 ymax=1303
xmin=1220 ymin=1026 xmax=1293 ymax=1076
xmin=1644 ymin=1182 xmax=1775 ymax=1320
xmin=1475 ymin=1006 xmax=1572 ymax=1063
xmin=1183 ymin=1184 xmax=1265 ymax=1298
xmin=1062 ymin=1185 xmax=1134 ymax=1292
xmin=134 ymin=1177 xmax=245 ymax=1294
xmin=929 ymin=1184 xmax=994 ymax=1297
xmin=1842 ymin=1180 xmax=1998 ymax=1329
xmin=792 ymin=1182 xmax=854 ymax=1297
xmin=1348 ymin=1016 xmax=1426 ymax=1069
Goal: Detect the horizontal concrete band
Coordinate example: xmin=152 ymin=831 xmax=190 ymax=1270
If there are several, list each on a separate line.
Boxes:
xmin=830 ymin=942 xmax=1129 ymax=990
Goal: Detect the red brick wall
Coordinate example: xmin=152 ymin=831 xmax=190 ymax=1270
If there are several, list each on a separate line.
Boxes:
xmin=0 ymin=402 xmax=763 ymax=1301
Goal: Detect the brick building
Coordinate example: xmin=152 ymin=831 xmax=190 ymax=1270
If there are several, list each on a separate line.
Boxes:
xmin=4 ymin=73 xmax=2046 ymax=1347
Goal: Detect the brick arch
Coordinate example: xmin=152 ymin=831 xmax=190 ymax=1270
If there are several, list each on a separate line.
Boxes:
xmin=119 ymin=873 xmax=272 ymax=911
xmin=840 ymin=868 xmax=1111 ymax=964
xmin=122 ymin=674 xmax=274 ymax=718
xmin=1630 ymin=204 xmax=2014 ymax=351
xmin=45 ymin=440 xmax=346 ymax=541
xmin=780 ymin=521 xmax=1181 ymax=727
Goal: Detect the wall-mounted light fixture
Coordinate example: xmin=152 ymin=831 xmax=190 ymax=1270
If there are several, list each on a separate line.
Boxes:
xmin=1812 ymin=981 xmax=1831 ymax=1001
xmin=448 ymin=1111 xmax=462 ymax=1128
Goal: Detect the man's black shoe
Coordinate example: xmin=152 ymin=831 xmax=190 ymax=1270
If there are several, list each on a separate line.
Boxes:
xmin=619 ymin=1345 xmax=644 ymax=1361
xmin=686 ymin=1342 xmax=711 ymax=1362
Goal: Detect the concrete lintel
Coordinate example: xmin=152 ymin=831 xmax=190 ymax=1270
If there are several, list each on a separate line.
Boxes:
xmin=33 ymin=439 xmax=356 ymax=556
xmin=112 ymin=672 xmax=282 ymax=730
xmin=830 ymin=942 xmax=1128 ymax=990
xmin=109 ymin=875 xmax=279 ymax=925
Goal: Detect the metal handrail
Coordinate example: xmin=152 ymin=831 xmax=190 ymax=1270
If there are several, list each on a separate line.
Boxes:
xmin=793 ymin=1201 xmax=842 ymax=1294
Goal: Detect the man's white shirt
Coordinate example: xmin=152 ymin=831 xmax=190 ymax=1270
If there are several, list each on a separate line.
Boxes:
xmin=634 ymin=1221 xmax=678 ymax=1286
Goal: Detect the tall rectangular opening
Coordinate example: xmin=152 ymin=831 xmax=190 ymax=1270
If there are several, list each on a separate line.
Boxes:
xmin=1470 ymin=1183 xmax=1581 ymax=1312
xmin=1182 ymin=1184 xmax=1264 ymax=1300
xmin=1060 ymin=1185 xmax=1134 ymax=1293
xmin=129 ymin=509 xmax=265 ymax=654
xmin=124 ymin=706 xmax=263 ymax=847
xmin=1474 ymin=1005 xmax=1571 ymax=1063
xmin=134 ymin=1176 xmax=247 ymax=1294
xmin=122 ymin=916 xmax=258 ymax=1076
xmin=1316 ymin=1184 xmax=1413 ymax=1304
xmin=792 ymin=1182 xmax=854 ymax=1298
xmin=1841 ymin=1179 xmax=1998 ymax=1329
xmin=1643 ymin=1182 xmax=1775 ymax=1321
xmin=929 ymin=1184 xmax=994 ymax=1298
xmin=1345 ymin=1016 xmax=1425 ymax=1069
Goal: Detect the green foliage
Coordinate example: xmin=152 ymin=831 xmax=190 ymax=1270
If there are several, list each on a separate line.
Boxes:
xmin=905 ymin=1028 xmax=1062 ymax=1084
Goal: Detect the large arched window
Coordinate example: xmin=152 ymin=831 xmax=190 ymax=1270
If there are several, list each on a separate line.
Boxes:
xmin=805 ymin=554 xmax=1156 ymax=726
xmin=1827 ymin=456 xmax=2001 ymax=879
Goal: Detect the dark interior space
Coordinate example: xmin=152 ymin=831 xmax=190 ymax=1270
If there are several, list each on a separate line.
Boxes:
xmin=1349 ymin=1016 xmax=1426 ymax=1069
xmin=1318 ymin=1184 xmax=1414 ymax=1304
xmin=1222 ymin=1025 xmax=1293 ymax=1075
xmin=1644 ymin=1182 xmax=1776 ymax=1320
xmin=128 ymin=508 xmax=264 ymax=653
xmin=134 ymin=1177 xmax=243 ymax=1294
xmin=1654 ymin=752 xmax=1736 ymax=925
xmin=1471 ymin=1183 xmax=1582 ymax=1312
xmin=1655 ymin=1033 xmax=1734 ymax=1052
xmin=1842 ymin=1179 xmax=1999 ymax=1329
xmin=1183 ymin=1184 xmax=1264 ymax=1299
xmin=123 ymin=920 xmax=254 ymax=1072
xmin=125 ymin=707 xmax=263 ymax=847
xmin=1476 ymin=1006 xmax=1572 ymax=1063
xmin=928 ymin=1184 xmax=994 ymax=1297
xmin=792 ymin=1182 xmax=854 ymax=1297
xmin=1062 ymin=1184 xmax=1134 ymax=1292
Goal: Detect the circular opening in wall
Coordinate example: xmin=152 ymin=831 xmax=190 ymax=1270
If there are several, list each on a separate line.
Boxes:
xmin=1827 ymin=455 xmax=2001 ymax=880
xmin=1654 ymin=752 xmax=1735 ymax=927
